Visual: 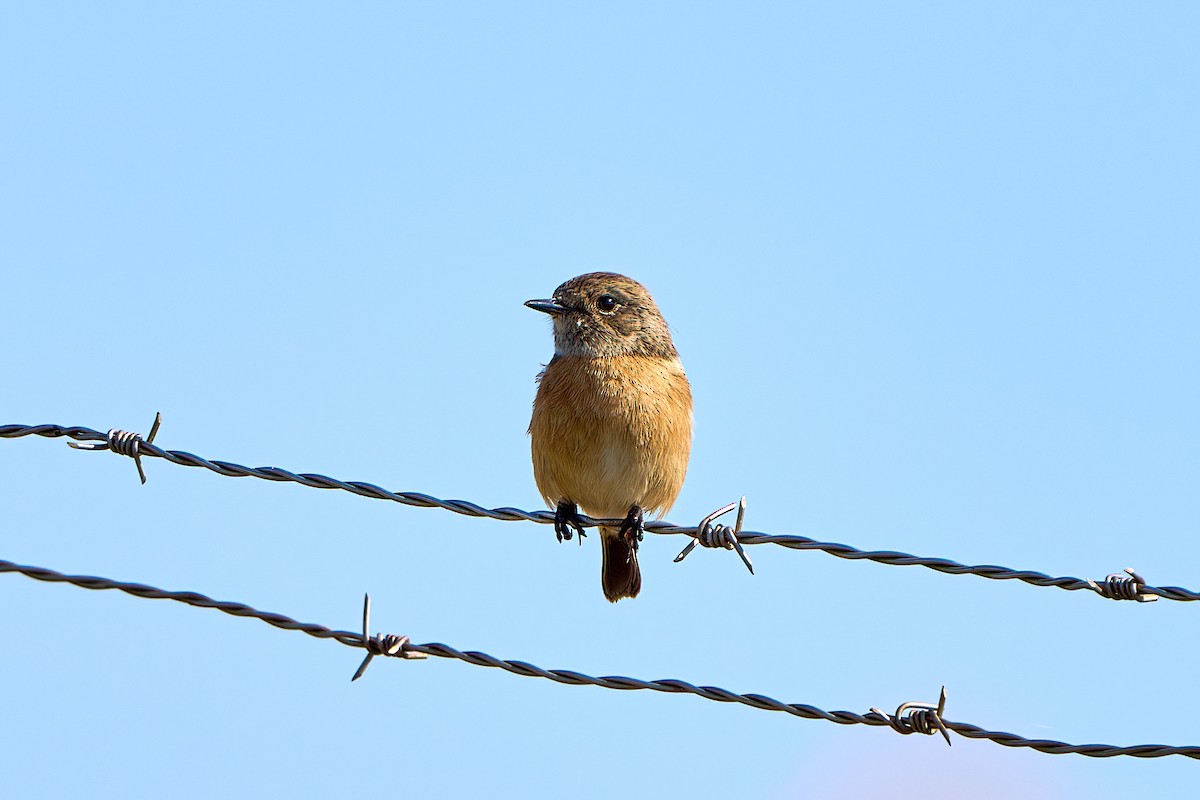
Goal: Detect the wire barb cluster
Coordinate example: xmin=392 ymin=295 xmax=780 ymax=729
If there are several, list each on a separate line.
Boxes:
xmin=2 ymin=418 xmax=1194 ymax=604
xmin=872 ymin=686 xmax=951 ymax=746
xmin=2 ymin=557 xmax=1197 ymax=760
xmin=675 ymin=495 xmax=754 ymax=574
xmin=351 ymin=593 xmax=426 ymax=681
xmin=66 ymin=412 xmax=162 ymax=484
xmin=1088 ymin=568 xmax=1157 ymax=603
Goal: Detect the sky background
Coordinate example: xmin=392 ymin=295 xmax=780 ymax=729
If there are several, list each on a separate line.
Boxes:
xmin=3 ymin=2 xmax=1198 ymax=797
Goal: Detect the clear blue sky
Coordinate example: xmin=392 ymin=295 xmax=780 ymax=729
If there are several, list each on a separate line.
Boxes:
xmin=3 ymin=3 xmax=1198 ymax=796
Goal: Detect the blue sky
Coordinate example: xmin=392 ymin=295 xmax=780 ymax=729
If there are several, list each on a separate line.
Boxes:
xmin=3 ymin=2 xmax=1198 ymax=796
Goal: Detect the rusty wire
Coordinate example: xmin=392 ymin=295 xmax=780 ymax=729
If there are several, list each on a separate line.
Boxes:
xmin=2 ymin=556 xmax=1197 ymax=760
xmin=2 ymin=418 xmax=1198 ymax=603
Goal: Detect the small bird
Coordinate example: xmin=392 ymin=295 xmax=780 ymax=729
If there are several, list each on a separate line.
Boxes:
xmin=527 ymin=273 xmax=693 ymax=601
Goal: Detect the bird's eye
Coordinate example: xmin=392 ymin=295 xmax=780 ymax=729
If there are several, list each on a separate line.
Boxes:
xmin=597 ymin=294 xmax=618 ymax=312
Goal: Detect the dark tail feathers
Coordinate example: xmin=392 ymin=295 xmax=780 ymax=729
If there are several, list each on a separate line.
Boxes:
xmin=601 ymin=526 xmax=641 ymax=602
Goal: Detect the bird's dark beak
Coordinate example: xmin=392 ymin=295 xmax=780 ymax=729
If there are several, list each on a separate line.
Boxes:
xmin=525 ymin=298 xmax=567 ymax=316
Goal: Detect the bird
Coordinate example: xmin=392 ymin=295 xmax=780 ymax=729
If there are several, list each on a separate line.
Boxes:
xmin=527 ymin=272 xmax=693 ymax=602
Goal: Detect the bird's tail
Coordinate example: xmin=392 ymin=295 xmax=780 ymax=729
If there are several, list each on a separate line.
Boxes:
xmin=600 ymin=526 xmax=641 ymax=602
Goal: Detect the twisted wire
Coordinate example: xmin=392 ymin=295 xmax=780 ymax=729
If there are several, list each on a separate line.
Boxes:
xmin=109 ymin=430 xmax=139 ymax=456
xmin=1 ymin=557 xmax=1196 ymax=760
xmin=3 ymin=421 xmax=1198 ymax=603
xmin=904 ymin=708 xmax=944 ymax=737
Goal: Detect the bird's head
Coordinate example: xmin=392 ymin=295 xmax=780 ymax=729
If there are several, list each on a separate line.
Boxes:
xmin=526 ymin=272 xmax=677 ymax=359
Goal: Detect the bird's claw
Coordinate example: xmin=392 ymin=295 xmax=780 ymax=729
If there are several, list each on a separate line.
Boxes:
xmin=554 ymin=501 xmax=587 ymax=545
xmin=618 ymin=505 xmax=645 ymax=553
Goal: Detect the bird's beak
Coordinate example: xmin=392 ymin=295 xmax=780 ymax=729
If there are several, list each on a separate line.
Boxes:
xmin=525 ymin=298 xmax=567 ymax=316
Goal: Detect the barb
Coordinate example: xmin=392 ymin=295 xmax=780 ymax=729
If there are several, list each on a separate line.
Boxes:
xmin=3 ymin=421 xmax=1198 ymax=603
xmin=675 ymin=495 xmax=754 ymax=574
xmin=2 ymin=558 xmax=1197 ymax=760
xmin=872 ymin=686 xmax=951 ymax=746
xmin=66 ymin=412 xmax=162 ymax=484
xmin=1088 ymin=568 xmax=1158 ymax=603
xmin=351 ymin=593 xmax=426 ymax=681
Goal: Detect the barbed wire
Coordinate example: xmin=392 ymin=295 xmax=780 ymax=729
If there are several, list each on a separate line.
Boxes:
xmin=2 ymin=556 xmax=1196 ymax=760
xmin=2 ymin=418 xmax=1196 ymax=603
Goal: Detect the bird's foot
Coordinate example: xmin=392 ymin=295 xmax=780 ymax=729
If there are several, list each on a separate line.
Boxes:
xmin=617 ymin=505 xmax=645 ymax=556
xmin=554 ymin=501 xmax=587 ymax=545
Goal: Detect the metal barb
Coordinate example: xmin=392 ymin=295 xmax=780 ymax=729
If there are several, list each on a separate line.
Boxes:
xmin=871 ymin=686 xmax=951 ymax=746
xmin=351 ymin=593 xmax=426 ymax=682
xmin=674 ymin=496 xmax=753 ymax=574
xmin=68 ymin=411 xmax=162 ymax=484
xmin=1087 ymin=568 xmax=1158 ymax=603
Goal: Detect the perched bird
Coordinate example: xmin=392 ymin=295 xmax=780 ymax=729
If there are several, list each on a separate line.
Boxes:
xmin=527 ymin=273 xmax=693 ymax=601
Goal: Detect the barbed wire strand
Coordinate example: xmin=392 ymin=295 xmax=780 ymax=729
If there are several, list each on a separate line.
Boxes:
xmin=2 ymin=419 xmax=1196 ymax=604
xmin=2 ymin=557 xmax=1196 ymax=760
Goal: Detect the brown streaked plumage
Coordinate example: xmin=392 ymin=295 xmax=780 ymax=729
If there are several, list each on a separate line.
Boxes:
xmin=527 ymin=273 xmax=693 ymax=602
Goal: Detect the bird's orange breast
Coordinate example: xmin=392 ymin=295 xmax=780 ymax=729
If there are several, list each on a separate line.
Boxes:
xmin=529 ymin=354 xmax=693 ymax=519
